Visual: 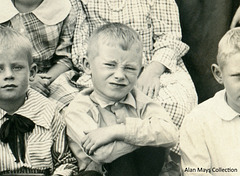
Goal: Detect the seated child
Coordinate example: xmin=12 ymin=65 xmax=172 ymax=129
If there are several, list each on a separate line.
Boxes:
xmin=0 ymin=26 xmax=77 ymax=175
xmin=65 ymin=23 xmax=178 ymax=176
xmin=0 ymin=0 xmax=76 ymax=100
xmin=180 ymin=27 xmax=240 ymax=175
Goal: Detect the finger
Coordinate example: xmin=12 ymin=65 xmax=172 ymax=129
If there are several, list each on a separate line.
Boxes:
xmin=154 ymin=83 xmax=160 ymax=99
xmin=38 ymin=85 xmax=50 ymax=97
xmin=82 ymin=137 xmax=91 ymax=149
xmin=32 ymin=87 xmax=48 ymax=97
xmin=85 ymin=141 xmax=94 ymax=155
xmin=142 ymin=85 xmax=149 ymax=95
xmin=38 ymin=73 xmax=52 ymax=79
xmin=42 ymin=79 xmax=51 ymax=87
xmin=147 ymin=88 xmax=154 ymax=98
xmin=89 ymin=144 xmax=99 ymax=155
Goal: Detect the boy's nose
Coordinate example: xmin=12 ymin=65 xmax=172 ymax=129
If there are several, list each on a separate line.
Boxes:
xmin=114 ymin=68 xmax=125 ymax=80
xmin=4 ymin=68 xmax=14 ymax=80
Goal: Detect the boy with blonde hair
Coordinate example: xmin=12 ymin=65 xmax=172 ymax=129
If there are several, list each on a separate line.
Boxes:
xmin=180 ymin=27 xmax=240 ymax=175
xmin=65 ymin=23 xmax=178 ymax=176
xmin=0 ymin=26 xmax=77 ymax=175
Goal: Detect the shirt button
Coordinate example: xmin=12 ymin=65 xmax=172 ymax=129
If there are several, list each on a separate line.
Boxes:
xmin=20 ymin=28 xmax=24 ymax=33
xmin=115 ymin=102 xmax=118 ymax=106
xmin=147 ymin=23 xmax=151 ymax=28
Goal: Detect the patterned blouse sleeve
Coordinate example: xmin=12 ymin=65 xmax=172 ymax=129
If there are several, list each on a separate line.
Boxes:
xmin=71 ymin=1 xmax=89 ymax=71
xmin=150 ymin=0 xmax=189 ymax=72
xmin=51 ymin=109 xmax=79 ymax=176
xmin=53 ymin=6 xmax=77 ymax=70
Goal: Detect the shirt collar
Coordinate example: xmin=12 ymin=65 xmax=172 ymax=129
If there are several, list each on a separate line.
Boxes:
xmin=214 ymin=89 xmax=240 ymax=121
xmin=0 ymin=0 xmax=71 ymax=25
xmin=0 ymin=89 xmax=51 ymax=129
xmin=89 ymin=90 xmax=136 ymax=109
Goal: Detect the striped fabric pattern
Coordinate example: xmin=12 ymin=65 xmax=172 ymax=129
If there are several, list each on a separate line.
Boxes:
xmin=0 ymin=89 xmax=77 ymax=175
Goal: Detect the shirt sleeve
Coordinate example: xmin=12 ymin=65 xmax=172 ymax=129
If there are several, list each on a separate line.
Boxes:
xmin=65 ymin=100 xmax=139 ymax=170
xmin=71 ymin=1 xmax=89 ymax=71
xmin=53 ymin=6 xmax=77 ymax=70
xmin=150 ymin=0 xmax=189 ymax=72
xmin=51 ymin=109 xmax=78 ymax=176
xmin=124 ymin=100 xmax=178 ymax=148
xmin=180 ymin=113 xmax=212 ymax=176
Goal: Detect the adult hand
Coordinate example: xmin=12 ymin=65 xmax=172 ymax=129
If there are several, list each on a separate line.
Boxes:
xmin=30 ymin=73 xmax=51 ymax=97
xmin=137 ymin=62 xmax=165 ymax=98
xmin=231 ymin=6 xmax=240 ymax=29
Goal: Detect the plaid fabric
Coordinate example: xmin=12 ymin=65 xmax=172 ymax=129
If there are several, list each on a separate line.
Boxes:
xmin=0 ymin=0 xmax=76 ymax=73
xmin=71 ymin=0 xmax=198 ymax=155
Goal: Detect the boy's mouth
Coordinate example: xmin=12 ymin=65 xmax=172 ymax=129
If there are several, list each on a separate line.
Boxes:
xmin=109 ymin=82 xmax=126 ymax=88
xmin=2 ymin=84 xmax=17 ymax=88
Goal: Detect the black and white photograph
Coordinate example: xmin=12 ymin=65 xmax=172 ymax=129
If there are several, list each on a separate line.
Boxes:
xmin=0 ymin=0 xmax=239 ymax=175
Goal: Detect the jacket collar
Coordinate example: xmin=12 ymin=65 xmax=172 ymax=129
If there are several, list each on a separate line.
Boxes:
xmin=0 ymin=0 xmax=71 ymax=25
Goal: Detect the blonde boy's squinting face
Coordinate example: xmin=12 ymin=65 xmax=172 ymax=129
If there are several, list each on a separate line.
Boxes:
xmin=0 ymin=49 xmax=32 ymax=102
xmin=86 ymin=43 xmax=142 ymax=102
xmin=218 ymin=53 xmax=240 ymax=113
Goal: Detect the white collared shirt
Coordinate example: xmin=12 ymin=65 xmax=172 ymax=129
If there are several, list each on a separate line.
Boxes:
xmin=180 ymin=89 xmax=240 ymax=176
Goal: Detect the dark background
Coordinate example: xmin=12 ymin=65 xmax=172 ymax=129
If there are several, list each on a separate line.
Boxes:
xmin=176 ymin=0 xmax=239 ymax=103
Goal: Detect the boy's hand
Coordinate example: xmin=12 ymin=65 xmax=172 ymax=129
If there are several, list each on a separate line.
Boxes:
xmin=30 ymin=73 xmax=51 ymax=97
xmin=81 ymin=125 xmax=125 ymax=155
xmin=137 ymin=62 xmax=165 ymax=98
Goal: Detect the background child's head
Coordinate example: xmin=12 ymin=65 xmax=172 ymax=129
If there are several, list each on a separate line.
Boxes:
xmin=84 ymin=23 xmax=143 ymax=101
xmin=212 ymin=27 xmax=240 ymax=113
xmin=0 ymin=26 xmax=36 ymax=108
xmin=0 ymin=26 xmax=33 ymax=65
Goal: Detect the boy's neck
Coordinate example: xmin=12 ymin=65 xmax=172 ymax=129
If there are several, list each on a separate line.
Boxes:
xmin=0 ymin=97 xmax=26 ymax=114
xmin=13 ymin=0 xmax=43 ymax=13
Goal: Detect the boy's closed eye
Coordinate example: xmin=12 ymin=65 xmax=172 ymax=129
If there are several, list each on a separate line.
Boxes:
xmin=104 ymin=63 xmax=116 ymax=68
xmin=12 ymin=65 xmax=24 ymax=71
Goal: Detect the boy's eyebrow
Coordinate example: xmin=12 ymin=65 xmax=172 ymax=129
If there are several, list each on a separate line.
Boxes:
xmin=230 ymin=73 xmax=240 ymax=76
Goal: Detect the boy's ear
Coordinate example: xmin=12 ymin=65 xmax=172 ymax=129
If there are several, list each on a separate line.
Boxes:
xmin=211 ymin=63 xmax=223 ymax=84
xmin=83 ymin=57 xmax=92 ymax=75
xmin=29 ymin=63 xmax=37 ymax=82
xmin=137 ymin=66 xmax=144 ymax=78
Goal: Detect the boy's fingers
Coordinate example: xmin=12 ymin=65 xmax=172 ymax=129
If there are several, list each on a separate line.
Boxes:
xmin=38 ymin=73 xmax=52 ymax=79
xmin=89 ymin=144 xmax=98 ymax=155
xmin=154 ymin=84 xmax=160 ymax=98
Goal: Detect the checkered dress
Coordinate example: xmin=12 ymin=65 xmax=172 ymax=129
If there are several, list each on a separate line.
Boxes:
xmin=71 ymin=0 xmax=198 ymax=154
xmin=0 ymin=0 xmax=76 ymax=73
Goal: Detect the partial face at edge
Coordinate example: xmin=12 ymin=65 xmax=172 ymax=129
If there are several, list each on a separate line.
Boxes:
xmin=213 ymin=53 xmax=240 ymax=113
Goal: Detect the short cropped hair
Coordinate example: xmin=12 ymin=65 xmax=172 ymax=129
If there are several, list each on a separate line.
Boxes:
xmin=217 ymin=27 xmax=240 ymax=69
xmin=87 ymin=22 xmax=143 ymax=60
xmin=0 ymin=26 xmax=33 ymax=64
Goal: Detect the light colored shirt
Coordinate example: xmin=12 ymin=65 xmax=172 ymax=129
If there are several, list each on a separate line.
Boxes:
xmin=180 ymin=90 xmax=240 ymax=176
xmin=0 ymin=0 xmax=76 ymax=72
xmin=71 ymin=0 xmax=198 ymax=155
xmin=0 ymin=89 xmax=77 ymax=175
xmin=65 ymin=88 xmax=178 ymax=172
